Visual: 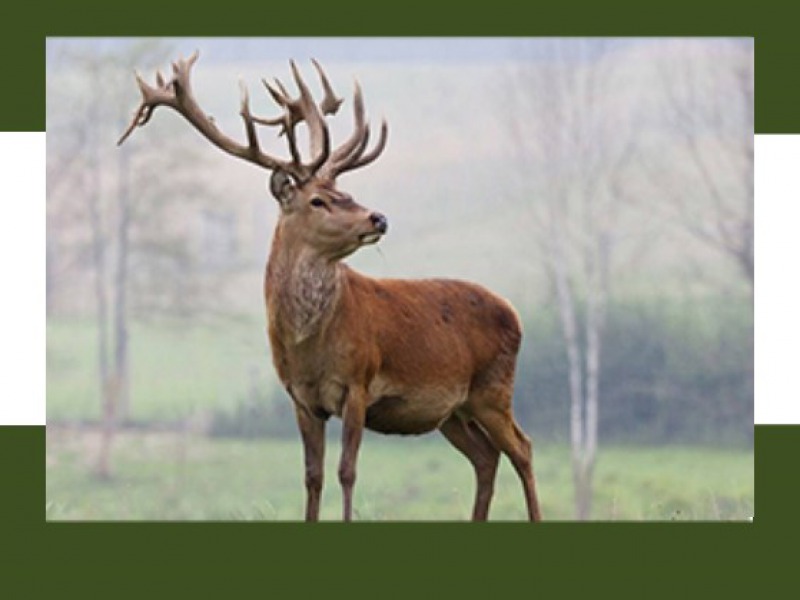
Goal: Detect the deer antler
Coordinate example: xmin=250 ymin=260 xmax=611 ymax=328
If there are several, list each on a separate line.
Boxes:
xmin=254 ymin=60 xmax=335 ymax=177
xmin=118 ymin=52 xmax=388 ymax=183
xmin=318 ymin=79 xmax=388 ymax=180
xmin=118 ymin=51 xmax=307 ymax=178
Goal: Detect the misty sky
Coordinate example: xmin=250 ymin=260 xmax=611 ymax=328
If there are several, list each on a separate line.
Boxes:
xmin=47 ymin=36 xmax=663 ymax=65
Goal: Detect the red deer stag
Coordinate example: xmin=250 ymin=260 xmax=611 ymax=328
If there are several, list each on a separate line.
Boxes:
xmin=119 ymin=52 xmax=541 ymax=521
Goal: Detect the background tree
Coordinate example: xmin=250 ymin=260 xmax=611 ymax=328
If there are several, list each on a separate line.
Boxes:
xmin=509 ymin=40 xmax=638 ymax=519
xmin=507 ymin=39 xmax=753 ymax=517
xmin=47 ymin=41 xmax=233 ymax=477
xmin=648 ymin=39 xmax=754 ymax=290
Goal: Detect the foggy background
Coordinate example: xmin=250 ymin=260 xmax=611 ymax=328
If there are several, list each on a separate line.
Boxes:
xmin=46 ymin=37 xmax=753 ymax=520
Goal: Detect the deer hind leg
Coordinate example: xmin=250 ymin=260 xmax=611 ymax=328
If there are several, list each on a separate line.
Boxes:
xmin=439 ymin=414 xmax=500 ymax=521
xmin=470 ymin=399 xmax=542 ymax=522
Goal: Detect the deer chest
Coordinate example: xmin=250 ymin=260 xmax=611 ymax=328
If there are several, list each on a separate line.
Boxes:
xmin=287 ymin=376 xmax=349 ymax=420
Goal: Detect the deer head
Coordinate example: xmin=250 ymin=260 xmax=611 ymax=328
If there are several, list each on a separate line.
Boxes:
xmin=118 ymin=51 xmax=388 ymax=261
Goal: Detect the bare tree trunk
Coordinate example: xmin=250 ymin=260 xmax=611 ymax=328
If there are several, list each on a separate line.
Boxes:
xmin=574 ymin=464 xmax=594 ymax=521
xmin=114 ymin=136 xmax=132 ymax=424
xmin=97 ymin=374 xmax=120 ymax=480
xmin=549 ymin=232 xmax=592 ymax=520
xmin=553 ymin=244 xmax=608 ymax=520
xmin=95 ymin=120 xmax=134 ymax=477
xmin=85 ymin=101 xmax=114 ymax=479
xmin=580 ymin=232 xmax=608 ymax=519
xmin=509 ymin=39 xmax=627 ymax=520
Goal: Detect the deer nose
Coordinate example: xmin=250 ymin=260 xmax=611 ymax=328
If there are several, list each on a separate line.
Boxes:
xmin=370 ymin=212 xmax=388 ymax=234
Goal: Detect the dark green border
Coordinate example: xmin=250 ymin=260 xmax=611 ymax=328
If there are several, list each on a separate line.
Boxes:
xmin=8 ymin=0 xmax=800 ymax=131
xmin=20 ymin=0 xmax=789 ymax=591
xmin=4 ymin=426 xmax=791 ymax=589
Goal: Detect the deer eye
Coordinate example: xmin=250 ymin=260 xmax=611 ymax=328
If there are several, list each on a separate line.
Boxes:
xmin=309 ymin=197 xmax=327 ymax=209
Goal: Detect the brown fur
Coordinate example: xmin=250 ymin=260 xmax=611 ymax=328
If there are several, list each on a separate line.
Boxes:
xmin=265 ymin=184 xmax=542 ymax=522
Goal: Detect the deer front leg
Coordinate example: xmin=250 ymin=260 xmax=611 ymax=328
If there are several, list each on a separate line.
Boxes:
xmin=294 ymin=404 xmax=326 ymax=521
xmin=339 ymin=387 xmax=367 ymax=521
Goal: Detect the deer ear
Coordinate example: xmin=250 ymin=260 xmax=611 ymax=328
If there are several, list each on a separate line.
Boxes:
xmin=269 ymin=170 xmax=297 ymax=208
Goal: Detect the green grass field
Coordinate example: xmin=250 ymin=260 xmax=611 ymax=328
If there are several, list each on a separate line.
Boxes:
xmin=47 ymin=316 xmax=753 ymax=521
xmin=46 ymin=426 xmax=753 ymax=521
xmin=47 ymin=316 xmax=279 ymax=423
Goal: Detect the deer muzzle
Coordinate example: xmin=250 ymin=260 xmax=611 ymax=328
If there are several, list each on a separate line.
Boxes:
xmin=359 ymin=212 xmax=388 ymax=246
xmin=369 ymin=212 xmax=388 ymax=234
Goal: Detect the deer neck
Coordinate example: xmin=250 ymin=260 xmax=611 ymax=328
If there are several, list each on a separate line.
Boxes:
xmin=266 ymin=226 xmax=343 ymax=345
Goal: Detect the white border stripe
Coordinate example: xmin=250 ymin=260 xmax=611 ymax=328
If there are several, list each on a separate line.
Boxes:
xmin=2 ymin=132 xmax=793 ymax=426
xmin=0 ymin=132 xmax=45 ymax=425
xmin=754 ymin=134 xmax=800 ymax=424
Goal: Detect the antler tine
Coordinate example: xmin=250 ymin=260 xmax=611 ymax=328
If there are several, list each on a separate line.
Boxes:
xmin=317 ymin=81 xmax=366 ymax=179
xmin=263 ymin=78 xmax=286 ymax=105
xmin=238 ymin=79 xmax=262 ymax=154
xmin=289 ymin=60 xmax=331 ymax=173
xmin=311 ymin=58 xmax=344 ymax=116
xmin=117 ymin=70 xmax=176 ymax=146
xmin=260 ymin=79 xmax=288 ymax=116
xmin=336 ymin=118 xmax=388 ymax=176
xmin=320 ymin=80 xmax=388 ymax=179
xmin=260 ymin=77 xmax=303 ymax=165
xmin=336 ymin=122 xmax=372 ymax=174
xmin=256 ymin=78 xmax=301 ymax=133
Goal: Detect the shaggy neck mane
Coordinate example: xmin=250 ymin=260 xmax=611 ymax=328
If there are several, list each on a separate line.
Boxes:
xmin=266 ymin=224 xmax=342 ymax=344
